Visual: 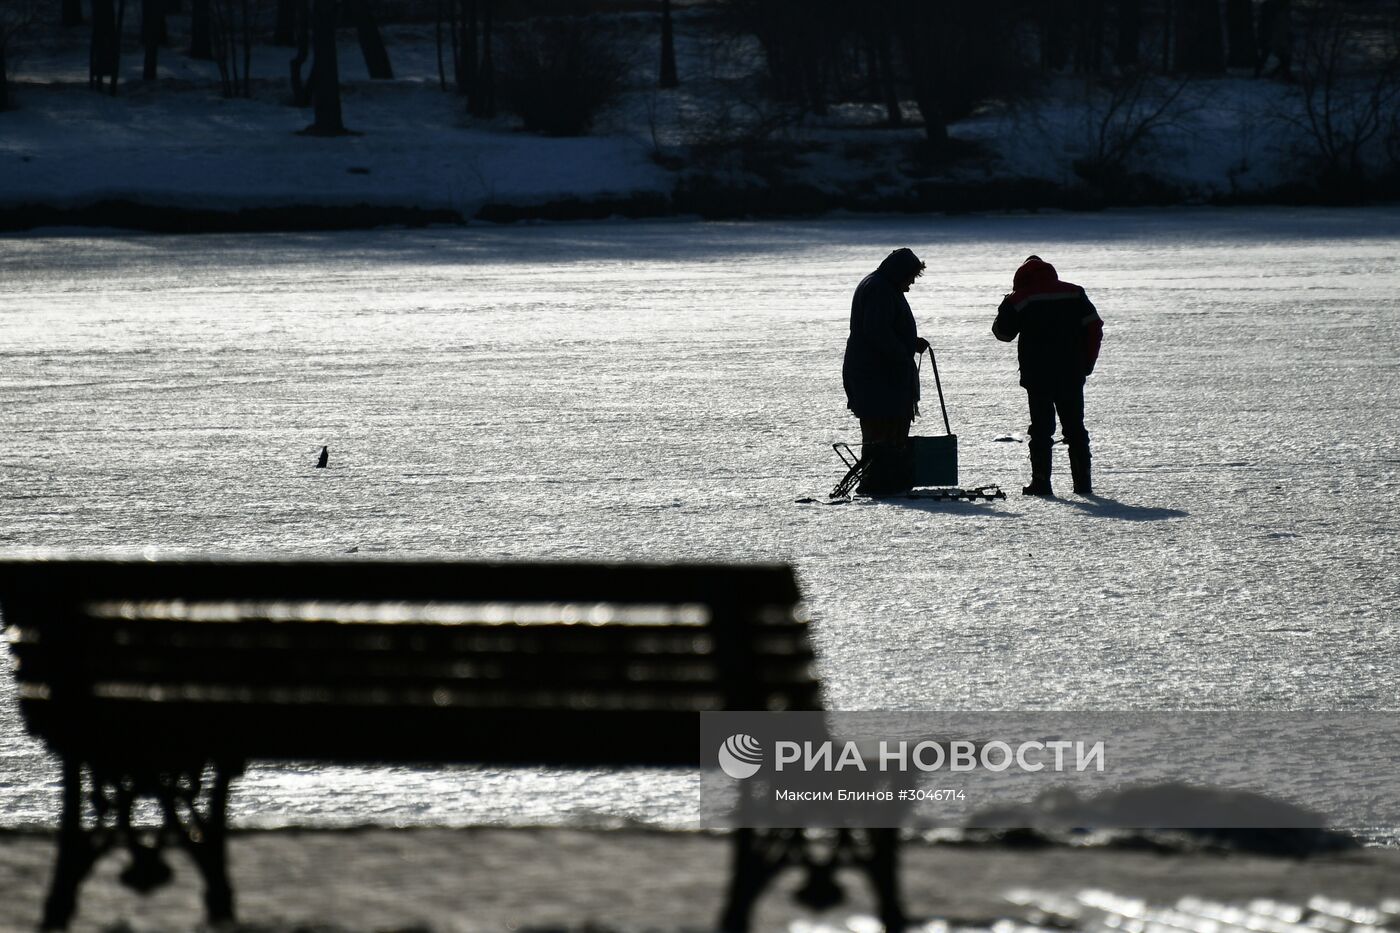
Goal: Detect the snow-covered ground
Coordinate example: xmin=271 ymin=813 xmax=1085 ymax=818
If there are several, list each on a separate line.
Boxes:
xmin=1 ymin=13 xmax=1385 ymax=219
xmin=1 ymin=207 xmax=1397 ymax=829
xmin=1 ymin=22 xmax=675 ymax=214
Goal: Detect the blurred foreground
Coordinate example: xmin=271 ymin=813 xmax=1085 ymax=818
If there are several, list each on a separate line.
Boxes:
xmin=1 ymin=828 xmax=1398 ymax=932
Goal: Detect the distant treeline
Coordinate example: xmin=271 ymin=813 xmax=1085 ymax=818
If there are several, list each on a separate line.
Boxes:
xmin=2 ymin=0 xmax=1398 ymax=188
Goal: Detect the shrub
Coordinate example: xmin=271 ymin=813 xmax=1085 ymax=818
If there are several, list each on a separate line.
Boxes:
xmin=497 ymin=17 xmax=630 ymax=136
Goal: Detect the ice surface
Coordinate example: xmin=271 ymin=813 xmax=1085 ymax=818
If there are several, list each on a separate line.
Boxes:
xmin=1 ymin=207 xmax=1397 ymax=829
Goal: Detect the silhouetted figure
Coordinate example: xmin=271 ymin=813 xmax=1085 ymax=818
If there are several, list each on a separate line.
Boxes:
xmin=992 ymin=256 xmax=1103 ymax=496
xmin=316 ymin=446 xmax=328 ymax=468
xmin=842 ymin=248 xmax=931 ymax=496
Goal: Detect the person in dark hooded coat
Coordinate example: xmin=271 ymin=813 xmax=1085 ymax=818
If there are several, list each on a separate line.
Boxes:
xmin=843 ymin=247 xmax=930 ymax=494
xmin=992 ymin=255 xmax=1103 ymax=496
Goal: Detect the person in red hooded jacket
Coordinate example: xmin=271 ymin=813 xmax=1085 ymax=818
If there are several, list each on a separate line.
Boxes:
xmin=992 ymin=256 xmax=1103 ymax=496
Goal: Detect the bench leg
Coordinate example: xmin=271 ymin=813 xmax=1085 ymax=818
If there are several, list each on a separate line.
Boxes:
xmin=863 ymin=829 xmax=907 ymax=933
xmin=194 ymin=765 xmax=236 ymax=925
xmin=719 ymin=828 xmax=786 ymax=932
xmin=40 ymin=759 xmax=103 ymax=931
xmin=162 ymin=762 xmax=237 ymax=926
xmin=718 ymin=828 xmax=908 ymax=933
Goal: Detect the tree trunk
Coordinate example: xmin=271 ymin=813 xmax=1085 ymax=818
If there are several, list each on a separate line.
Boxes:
xmin=659 ymin=0 xmax=679 ymax=88
xmin=90 ymin=0 xmax=119 ymax=89
xmin=63 ymin=0 xmax=84 ymax=27
xmin=1076 ymin=0 xmax=1105 ymax=73
xmin=190 ymin=0 xmax=213 ymax=58
xmin=435 ymin=0 xmax=446 ymax=90
xmin=352 ymin=0 xmax=392 ymax=78
xmin=142 ymin=0 xmax=160 ymax=80
xmin=289 ymin=0 xmax=310 ymax=102
xmin=474 ymin=0 xmax=493 ymax=117
xmin=111 ymin=0 xmax=127 ymax=94
xmin=459 ymin=0 xmax=476 ymax=100
xmin=308 ymin=0 xmax=346 ymax=133
xmin=274 ymin=0 xmax=296 ymax=46
xmin=1115 ymin=0 xmax=1140 ymax=67
xmin=1174 ymin=0 xmax=1224 ymax=73
xmin=1224 ymin=0 xmax=1255 ymax=68
xmin=876 ymin=23 xmax=901 ymax=126
xmin=1161 ymin=0 xmax=1173 ymax=69
xmin=1041 ymin=0 xmax=1071 ymax=70
xmin=242 ymin=0 xmax=252 ymax=96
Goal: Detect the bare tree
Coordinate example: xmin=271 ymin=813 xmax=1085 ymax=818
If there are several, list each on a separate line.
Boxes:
xmin=1072 ymin=69 xmax=1195 ymax=187
xmin=90 ymin=0 xmax=117 ymax=90
xmin=896 ymin=0 xmax=1024 ymax=147
xmin=1173 ymin=0 xmax=1224 ymax=73
xmin=1 ymin=0 xmax=43 ymax=110
xmin=210 ymin=0 xmax=256 ymax=97
xmin=474 ymin=0 xmax=493 ymax=117
xmin=191 ymin=0 xmax=213 ymax=58
xmin=351 ymin=0 xmax=392 ymax=79
xmin=305 ymin=0 xmax=347 ymax=133
xmin=1283 ymin=0 xmax=1400 ymax=188
xmin=659 ymin=0 xmax=678 ymax=88
xmin=496 ymin=15 xmax=625 ymax=134
xmin=274 ymin=0 xmax=295 ymax=45
xmin=1224 ymin=0 xmax=1255 ymax=69
xmin=289 ymin=0 xmax=309 ymax=101
xmin=1115 ymin=0 xmax=1141 ymax=67
xmin=456 ymin=0 xmax=475 ymax=100
xmin=142 ymin=0 xmax=164 ymax=80
xmin=435 ymin=0 xmax=446 ymax=89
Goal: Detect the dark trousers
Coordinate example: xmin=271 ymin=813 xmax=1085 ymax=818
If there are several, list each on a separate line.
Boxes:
xmin=1027 ymin=384 xmax=1089 ymax=478
xmin=858 ymin=417 xmax=912 ymax=494
xmin=859 ymin=418 xmax=911 ymax=446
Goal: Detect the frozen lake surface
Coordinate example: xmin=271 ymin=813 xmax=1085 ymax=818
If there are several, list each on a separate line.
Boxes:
xmin=1 ymin=208 xmax=1398 ymax=829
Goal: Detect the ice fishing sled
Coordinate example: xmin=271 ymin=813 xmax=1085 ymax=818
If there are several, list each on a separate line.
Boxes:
xmin=826 ymin=346 xmax=1004 ymax=503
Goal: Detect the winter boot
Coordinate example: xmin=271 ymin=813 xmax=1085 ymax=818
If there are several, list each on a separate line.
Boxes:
xmin=857 ymin=443 xmax=895 ymax=496
xmin=858 ymin=441 xmax=914 ymax=497
xmin=1023 ymin=443 xmax=1054 ymax=497
xmin=1069 ymin=445 xmax=1093 ymax=495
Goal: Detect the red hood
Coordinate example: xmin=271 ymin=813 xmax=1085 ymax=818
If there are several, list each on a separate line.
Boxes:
xmin=1009 ymin=256 xmax=1081 ymax=306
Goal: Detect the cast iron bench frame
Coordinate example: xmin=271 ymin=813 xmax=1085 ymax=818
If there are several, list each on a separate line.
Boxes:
xmin=0 ymin=554 xmax=906 ymax=931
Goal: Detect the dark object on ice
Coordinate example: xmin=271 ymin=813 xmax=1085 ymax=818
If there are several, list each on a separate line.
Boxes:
xmin=0 ymin=555 xmax=907 ymax=933
xmin=969 ymin=782 xmax=1358 ymax=856
xmin=993 ymin=256 xmax=1103 ymax=497
xmin=316 ymin=445 xmax=328 ymax=468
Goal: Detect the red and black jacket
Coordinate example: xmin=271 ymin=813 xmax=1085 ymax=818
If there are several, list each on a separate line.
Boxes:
xmin=992 ymin=256 xmax=1103 ymax=389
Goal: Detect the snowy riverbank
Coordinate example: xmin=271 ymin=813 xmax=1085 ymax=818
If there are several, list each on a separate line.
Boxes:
xmin=3 ymin=15 xmax=1398 ymax=232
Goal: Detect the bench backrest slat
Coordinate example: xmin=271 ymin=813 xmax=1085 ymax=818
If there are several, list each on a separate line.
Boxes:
xmin=0 ymin=556 xmax=820 ymax=767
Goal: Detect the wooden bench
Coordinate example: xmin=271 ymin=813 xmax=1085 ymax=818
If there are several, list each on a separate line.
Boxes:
xmin=0 ymin=555 xmax=906 ymax=931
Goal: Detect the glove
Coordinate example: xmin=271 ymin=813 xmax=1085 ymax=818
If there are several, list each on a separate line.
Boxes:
xmin=915 ymin=337 xmax=930 ymax=353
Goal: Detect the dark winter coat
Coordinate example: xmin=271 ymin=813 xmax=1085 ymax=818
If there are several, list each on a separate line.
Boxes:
xmin=992 ymin=257 xmax=1103 ymax=390
xmin=843 ymin=250 xmax=923 ymax=420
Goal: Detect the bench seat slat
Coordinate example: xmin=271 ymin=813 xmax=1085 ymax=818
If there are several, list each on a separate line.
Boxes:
xmin=7 ymin=621 xmax=814 ymax=652
xmin=0 ymin=559 xmax=802 ymax=605
xmin=17 ymin=703 xmax=717 ymax=766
